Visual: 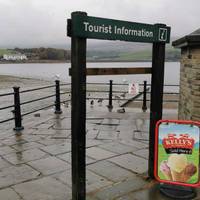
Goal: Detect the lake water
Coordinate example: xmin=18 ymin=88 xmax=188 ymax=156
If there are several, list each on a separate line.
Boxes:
xmin=0 ymin=62 xmax=180 ymax=85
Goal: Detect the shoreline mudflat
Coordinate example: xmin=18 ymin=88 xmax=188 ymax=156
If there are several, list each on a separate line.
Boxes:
xmin=0 ymin=75 xmax=53 ymax=91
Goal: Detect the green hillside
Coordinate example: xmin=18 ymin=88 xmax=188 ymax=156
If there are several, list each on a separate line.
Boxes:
xmin=117 ymin=47 xmax=180 ymax=61
xmin=0 ymin=49 xmax=15 ymax=56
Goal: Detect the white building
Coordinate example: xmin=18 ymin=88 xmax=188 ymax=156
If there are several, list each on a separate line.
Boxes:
xmin=3 ymin=54 xmax=27 ymax=61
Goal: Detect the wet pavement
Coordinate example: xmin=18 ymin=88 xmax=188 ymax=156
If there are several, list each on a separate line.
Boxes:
xmin=0 ymin=102 xmax=199 ymax=200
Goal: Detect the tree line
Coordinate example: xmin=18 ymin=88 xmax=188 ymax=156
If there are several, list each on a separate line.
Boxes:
xmin=14 ymin=48 xmax=71 ymax=60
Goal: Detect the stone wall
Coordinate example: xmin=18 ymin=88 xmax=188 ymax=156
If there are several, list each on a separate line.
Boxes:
xmin=179 ymin=47 xmax=200 ymax=120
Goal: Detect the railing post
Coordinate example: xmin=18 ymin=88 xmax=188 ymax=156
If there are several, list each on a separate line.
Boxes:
xmin=55 ymin=80 xmax=62 ymax=114
xmin=142 ymin=81 xmax=147 ymax=112
xmin=107 ymin=80 xmax=113 ymax=110
xmin=13 ymin=87 xmax=24 ymax=131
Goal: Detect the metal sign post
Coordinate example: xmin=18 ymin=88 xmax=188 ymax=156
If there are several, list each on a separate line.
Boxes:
xmin=69 ymin=12 xmax=87 ymax=200
xmin=67 ymin=11 xmax=170 ymax=200
xmin=148 ymin=41 xmax=166 ymax=178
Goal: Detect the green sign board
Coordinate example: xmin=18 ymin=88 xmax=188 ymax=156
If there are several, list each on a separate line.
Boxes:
xmin=71 ymin=15 xmax=171 ymax=43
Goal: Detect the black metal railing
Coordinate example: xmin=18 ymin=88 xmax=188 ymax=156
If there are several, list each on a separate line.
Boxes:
xmin=0 ymin=80 xmax=179 ymax=131
xmin=0 ymin=80 xmax=71 ymax=130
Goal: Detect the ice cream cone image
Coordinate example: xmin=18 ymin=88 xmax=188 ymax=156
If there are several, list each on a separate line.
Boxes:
xmin=167 ymin=154 xmax=197 ymax=182
xmin=180 ymin=163 xmax=197 ymax=182
xmin=160 ymin=160 xmax=172 ymax=180
xmin=168 ymin=154 xmax=188 ymax=182
xmin=170 ymin=170 xmax=183 ymax=182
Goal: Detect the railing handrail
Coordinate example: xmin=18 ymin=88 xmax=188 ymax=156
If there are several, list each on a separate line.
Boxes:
xmin=0 ymin=80 xmax=180 ymax=126
xmin=20 ymin=84 xmax=55 ymax=93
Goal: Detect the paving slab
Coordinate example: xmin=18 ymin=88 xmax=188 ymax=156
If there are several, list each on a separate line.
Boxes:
xmin=97 ymin=130 xmax=119 ymax=140
xmin=93 ymin=176 xmax=147 ymax=200
xmin=52 ymin=169 xmax=112 ymax=194
xmin=0 ymin=164 xmax=40 ymax=189
xmin=37 ymin=137 xmax=67 ymax=146
xmin=87 ymin=160 xmax=134 ymax=183
xmin=13 ymin=176 xmax=72 ymax=200
xmin=0 ymin=188 xmax=21 ymax=200
xmin=120 ymin=139 xmax=148 ymax=149
xmin=86 ymin=139 xmax=103 ymax=147
xmin=1 ymin=136 xmax=27 ymax=146
xmin=40 ymin=142 xmax=71 ymax=155
xmin=101 ymin=118 xmax=120 ymax=125
xmin=57 ymin=152 xmax=96 ymax=165
xmin=133 ymin=131 xmax=149 ymax=141
xmin=52 ymin=169 xmax=71 ymax=186
xmin=86 ymin=170 xmax=113 ymax=193
xmin=28 ymin=156 xmax=70 ymax=175
xmin=98 ymin=142 xmax=136 ymax=154
xmin=109 ymin=153 xmax=148 ymax=174
xmin=0 ymin=157 xmax=11 ymax=169
xmin=20 ymin=134 xmax=45 ymax=143
xmin=86 ymin=130 xmax=99 ymax=139
xmin=0 ymin=146 xmax=16 ymax=156
xmin=117 ymin=124 xmax=136 ymax=132
xmin=11 ymin=141 xmax=44 ymax=151
xmin=115 ymin=183 xmax=172 ymax=200
xmin=32 ymin=123 xmax=53 ymax=129
xmin=53 ymin=118 xmax=71 ymax=130
xmin=3 ymin=148 xmax=47 ymax=165
xmin=132 ymin=148 xmax=149 ymax=159
xmin=96 ymin=124 xmax=117 ymax=131
xmin=86 ymin=147 xmax=117 ymax=160
xmin=118 ymin=130 xmax=134 ymax=140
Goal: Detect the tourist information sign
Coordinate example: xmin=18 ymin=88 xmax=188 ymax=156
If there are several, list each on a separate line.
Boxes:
xmin=154 ymin=120 xmax=200 ymax=187
xmin=71 ymin=15 xmax=170 ymax=43
xmin=68 ymin=11 xmax=171 ymax=200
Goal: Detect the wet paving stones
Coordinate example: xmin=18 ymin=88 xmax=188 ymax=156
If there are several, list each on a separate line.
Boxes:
xmin=11 ymin=141 xmax=44 ymax=151
xmin=3 ymin=148 xmax=47 ymax=165
xmin=0 ymin=164 xmax=40 ymax=189
xmin=53 ymin=118 xmax=71 ymax=130
xmin=98 ymin=142 xmax=136 ymax=154
xmin=0 ymin=157 xmax=11 ymax=169
xmin=28 ymin=156 xmax=70 ymax=175
xmin=13 ymin=176 xmax=72 ymax=200
xmin=86 ymin=146 xmax=117 ymax=160
xmin=97 ymin=130 xmax=119 ymax=140
xmin=92 ymin=176 xmax=147 ymax=200
xmin=109 ymin=153 xmax=148 ymax=174
xmin=0 ymin=106 xmax=179 ymax=199
xmin=87 ymin=160 xmax=134 ymax=183
xmin=57 ymin=152 xmax=96 ymax=165
xmin=0 ymin=188 xmax=21 ymax=200
xmin=40 ymin=142 xmax=71 ymax=156
xmin=133 ymin=148 xmax=149 ymax=159
xmin=0 ymin=146 xmax=16 ymax=156
xmin=115 ymin=183 xmax=171 ymax=200
xmin=86 ymin=170 xmax=113 ymax=193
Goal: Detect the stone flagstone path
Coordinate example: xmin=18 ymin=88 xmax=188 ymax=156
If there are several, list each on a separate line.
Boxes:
xmin=0 ymin=103 xmax=199 ymax=200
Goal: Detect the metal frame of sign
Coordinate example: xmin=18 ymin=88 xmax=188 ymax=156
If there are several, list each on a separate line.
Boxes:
xmin=67 ymin=11 xmax=171 ymax=200
xmin=154 ymin=119 xmax=200 ymax=187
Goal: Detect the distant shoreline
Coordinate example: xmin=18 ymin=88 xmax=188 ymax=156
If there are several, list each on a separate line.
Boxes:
xmin=0 ymin=59 xmax=178 ymax=64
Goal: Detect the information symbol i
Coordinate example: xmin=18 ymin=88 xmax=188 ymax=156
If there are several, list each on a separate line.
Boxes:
xmin=159 ymin=28 xmax=168 ymax=41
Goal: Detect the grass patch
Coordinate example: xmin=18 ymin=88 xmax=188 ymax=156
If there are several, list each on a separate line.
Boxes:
xmin=0 ymin=49 xmax=15 ymax=56
xmin=118 ymin=50 xmax=152 ymax=61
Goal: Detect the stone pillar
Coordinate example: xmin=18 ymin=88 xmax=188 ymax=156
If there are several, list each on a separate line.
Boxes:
xmin=172 ymin=29 xmax=200 ymax=121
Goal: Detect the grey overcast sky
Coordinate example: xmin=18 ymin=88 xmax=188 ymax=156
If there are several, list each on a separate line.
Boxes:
xmin=0 ymin=0 xmax=199 ymax=48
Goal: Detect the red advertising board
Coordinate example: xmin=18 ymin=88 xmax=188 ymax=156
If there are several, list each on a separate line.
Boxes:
xmin=154 ymin=120 xmax=200 ymax=187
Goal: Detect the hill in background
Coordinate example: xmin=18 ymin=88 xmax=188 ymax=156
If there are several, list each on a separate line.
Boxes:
xmin=0 ymin=38 xmax=180 ymax=62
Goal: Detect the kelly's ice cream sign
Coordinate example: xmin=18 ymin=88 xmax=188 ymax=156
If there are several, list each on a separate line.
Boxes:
xmin=154 ymin=120 xmax=200 ymax=187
